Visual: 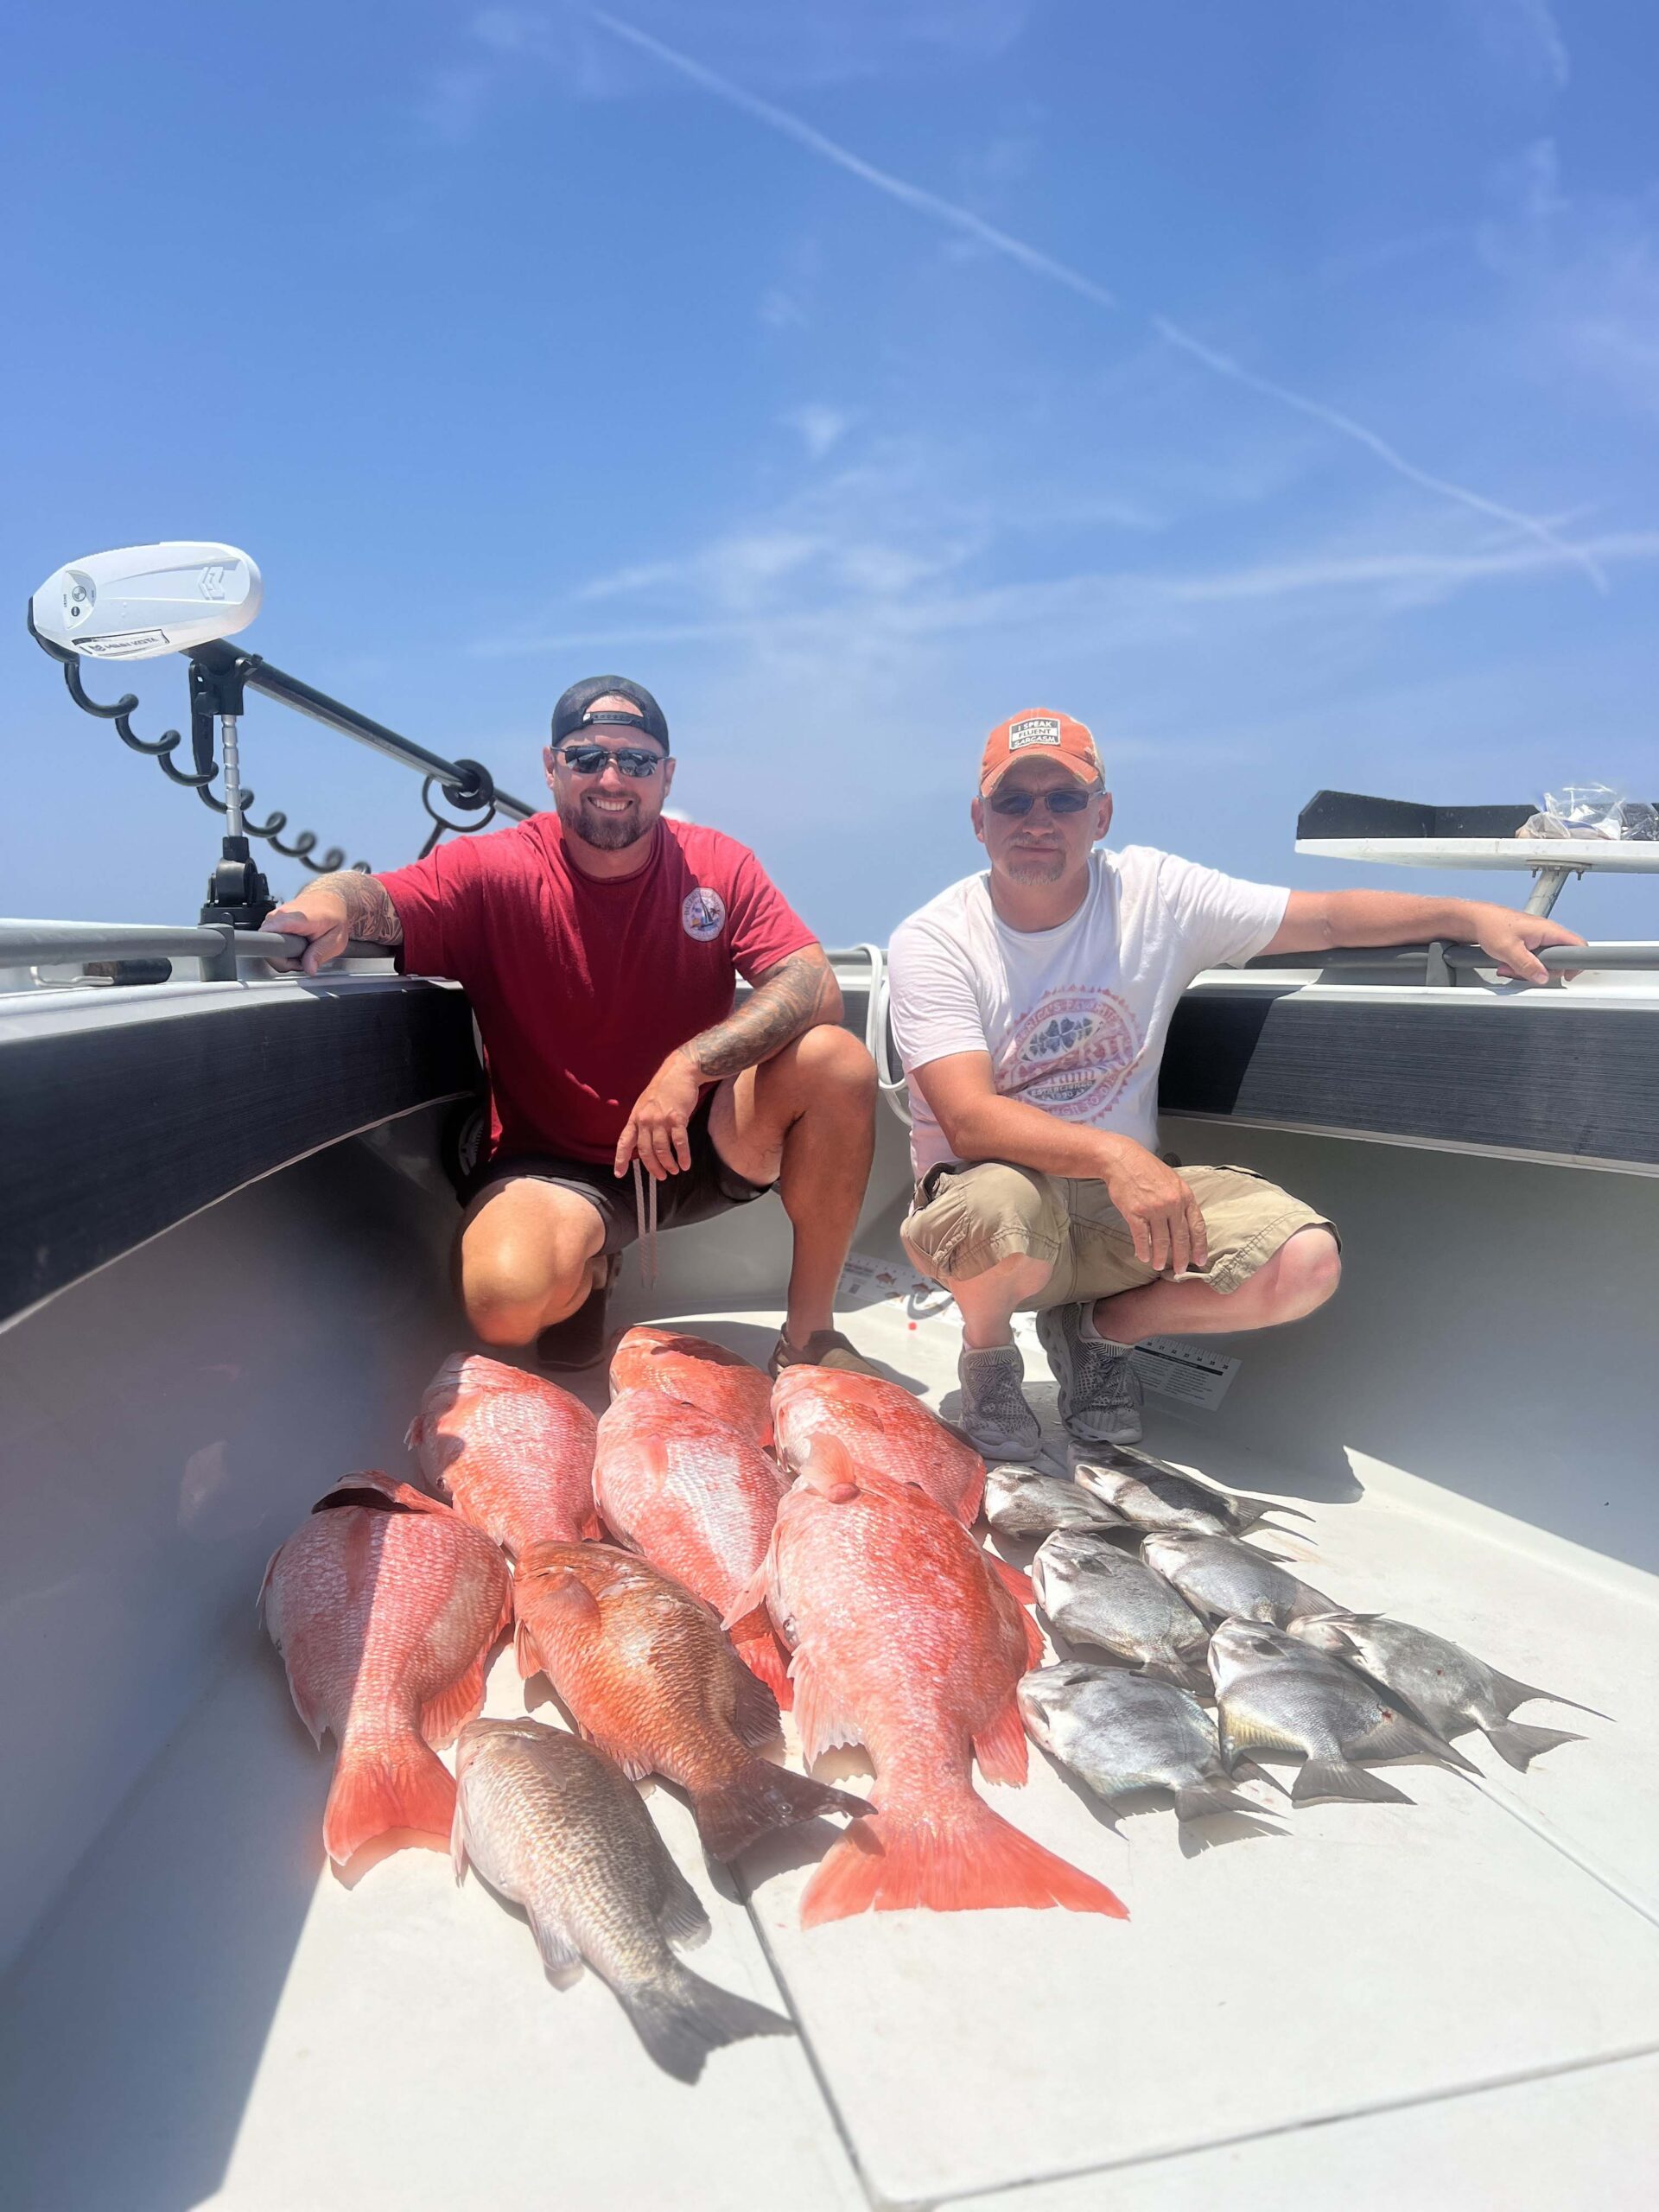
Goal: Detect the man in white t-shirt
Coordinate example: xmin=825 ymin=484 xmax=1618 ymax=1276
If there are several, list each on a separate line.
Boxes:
xmin=888 ymin=708 xmax=1584 ymax=1458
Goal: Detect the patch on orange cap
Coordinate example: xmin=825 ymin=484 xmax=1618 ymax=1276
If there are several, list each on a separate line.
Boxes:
xmin=980 ymin=708 xmax=1103 ymax=792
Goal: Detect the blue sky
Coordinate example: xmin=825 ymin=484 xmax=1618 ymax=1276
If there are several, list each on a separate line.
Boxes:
xmin=3 ymin=1 xmax=1657 ymax=940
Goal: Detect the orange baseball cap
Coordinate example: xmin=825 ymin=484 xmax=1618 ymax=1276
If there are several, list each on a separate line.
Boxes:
xmin=979 ymin=708 xmax=1103 ymax=794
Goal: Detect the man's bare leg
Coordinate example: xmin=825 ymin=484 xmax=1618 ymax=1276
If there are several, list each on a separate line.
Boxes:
xmin=709 ymin=1025 xmax=877 ymax=1351
xmin=1091 ymin=1226 xmax=1342 ymax=1344
xmin=906 ymin=1248 xmax=1052 ymax=1349
xmin=456 ymin=1179 xmax=608 ymax=1348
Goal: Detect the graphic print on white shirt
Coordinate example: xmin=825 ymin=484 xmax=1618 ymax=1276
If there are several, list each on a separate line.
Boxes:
xmin=1012 ymin=988 xmax=1139 ymax=1116
xmin=887 ymin=846 xmax=1288 ymax=1177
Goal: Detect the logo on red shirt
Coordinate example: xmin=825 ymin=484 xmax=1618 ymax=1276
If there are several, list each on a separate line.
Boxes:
xmin=1008 ymin=988 xmax=1139 ymax=1116
xmin=682 ymin=887 xmax=727 ymax=941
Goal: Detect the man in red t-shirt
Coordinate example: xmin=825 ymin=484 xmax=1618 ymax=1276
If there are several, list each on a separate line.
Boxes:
xmin=264 ymin=675 xmax=880 ymax=1375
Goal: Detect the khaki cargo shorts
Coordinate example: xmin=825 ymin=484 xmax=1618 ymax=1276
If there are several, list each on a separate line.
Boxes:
xmin=903 ymin=1159 xmax=1336 ymax=1310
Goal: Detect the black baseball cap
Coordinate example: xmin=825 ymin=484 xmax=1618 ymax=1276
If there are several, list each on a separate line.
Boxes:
xmin=551 ymin=674 xmax=671 ymax=751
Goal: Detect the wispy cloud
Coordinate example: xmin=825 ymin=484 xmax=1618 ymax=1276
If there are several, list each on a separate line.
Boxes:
xmin=1465 ymin=0 xmax=1570 ymax=90
xmin=585 ymin=6 xmax=1606 ymax=588
xmin=783 ymin=404 xmax=855 ymax=460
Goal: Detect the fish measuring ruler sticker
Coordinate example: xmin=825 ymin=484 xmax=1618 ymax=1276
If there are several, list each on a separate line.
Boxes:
xmin=1129 ymin=1337 xmax=1240 ymax=1411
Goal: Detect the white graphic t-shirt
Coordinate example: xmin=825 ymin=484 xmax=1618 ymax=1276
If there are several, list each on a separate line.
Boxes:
xmin=887 ymin=847 xmax=1287 ymax=1177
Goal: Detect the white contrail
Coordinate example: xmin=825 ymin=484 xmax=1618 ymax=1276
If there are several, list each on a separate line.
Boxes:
xmin=588 ymin=6 xmax=1605 ymax=590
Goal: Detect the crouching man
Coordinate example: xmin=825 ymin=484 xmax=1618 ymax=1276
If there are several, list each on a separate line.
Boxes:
xmin=887 ymin=708 xmax=1582 ymax=1456
xmin=266 ymin=675 xmax=881 ymax=1376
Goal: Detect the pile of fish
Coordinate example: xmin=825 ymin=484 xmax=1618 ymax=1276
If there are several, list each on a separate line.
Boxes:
xmin=261 ymin=1339 xmax=1600 ymax=2078
xmin=994 ymin=1446 xmax=1601 ymax=1825
xmin=259 ymin=1331 xmax=1122 ymax=2079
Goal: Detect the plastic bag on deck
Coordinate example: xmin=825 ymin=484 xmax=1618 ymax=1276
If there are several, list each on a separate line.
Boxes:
xmin=1517 ymin=783 xmax=1657 ymax=841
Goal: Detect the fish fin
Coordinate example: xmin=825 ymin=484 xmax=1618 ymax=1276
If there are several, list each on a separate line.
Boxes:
xmin=583 ymin=1731 xmax=654 ymax=1783
xmin=616 ymin=1964 xmax=792 ymax=2084
xmin=528 ymin=1909 xmax=585 ymax=1990
xmin=1294 ymin=1758 xmax=1412 ymax=1807
xmin=419 ymin=1652 xmax=493 ymax=1751
xmin=1351 ymin=1710 xmax=1481 ymax=1776
xmin=728 ymin=1662 xmax=784 ymax=1751
xmin=791 ymin=1650 xmax=863 ymax=1767
xmin=729 ymin=1613 xmax=793 ymax=1712
xmin=1488 ymin=1669 xmax=1611 ymax=1724
xmin=513 ymin=1618 xmax=542 ymax=1681
xmin=983 ymin=1552 xmax=1036 ymax=1607
xmin=1284 ymin=1585 xmax=1342 ymax=1624
xmin=1218 ymin=1704 xmax=1306 ymax=1763
xmin=692 ymin=1758 xmax=873 ymax=1861
xmin=404 ymin=1413 xmax=423 ymax=1452
xmin=1241 ymin=1502 xmax=1314 ymax=1527
xmin=719 ymin=1560 xmax=772 ymax=1635
xmin=1139 ymin=1656 xmax=1212 ymax=1697
xmin=1484 ymin=1720 xmax=1586 ymax=1772
xmin=1233 ymin=1757 xmax=1292 ymax=1798
xmin=449 ymin=1791 xmax=469 ymax=1885
xmin=800 ymin=1796 xmax=1128 ymax=1925
xmin=656 ymin=1860 xmax=712 ymax=1950
xmin=972 ymin=1695 xmax=1030 ymax=1788
xmin=323 ymin=1735 xmax=456 ymax=1863
xmin=1173 ymin=1777 xmax=1281 ymax=1825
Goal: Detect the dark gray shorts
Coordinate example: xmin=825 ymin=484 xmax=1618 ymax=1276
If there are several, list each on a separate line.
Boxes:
xmin=457 ymin=1090 xmax=773 ymax=1255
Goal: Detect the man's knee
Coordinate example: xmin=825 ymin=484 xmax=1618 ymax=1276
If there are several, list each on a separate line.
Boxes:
xmin=790 ymin=1023 xmax=877 ymax=1100
xmin=905 ymin=1161 xmax=1062 ymax=1287
xmin=1270 ymin=1226 xmax=1342 ymax=1318
xmin=459 ymin=1227 xmax=592 ymax=1345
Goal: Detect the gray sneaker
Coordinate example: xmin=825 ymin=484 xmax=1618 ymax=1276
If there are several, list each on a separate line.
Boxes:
xmin=957 ymin=1344 xmax=1043 ymax=1460
xmin=1035 ymin=1303 xmax=1144 ymax=1446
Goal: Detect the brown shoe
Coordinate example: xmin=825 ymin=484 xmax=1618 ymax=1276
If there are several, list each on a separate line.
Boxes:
xmin=768 ymin=1327 xmax=887 ymax=1380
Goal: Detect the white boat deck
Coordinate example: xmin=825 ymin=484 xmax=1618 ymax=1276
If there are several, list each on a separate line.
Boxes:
xmin=5 ymin=1283 xmax=1657 ymax=2212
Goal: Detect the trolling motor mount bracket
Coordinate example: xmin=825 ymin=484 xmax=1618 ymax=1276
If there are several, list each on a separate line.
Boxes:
xmin=190 ymin=652 xmax=275 ymax=938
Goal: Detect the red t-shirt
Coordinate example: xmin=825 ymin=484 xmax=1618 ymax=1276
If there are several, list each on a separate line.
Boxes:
xmin=377 ymin=815 xmax=817 ymax=1165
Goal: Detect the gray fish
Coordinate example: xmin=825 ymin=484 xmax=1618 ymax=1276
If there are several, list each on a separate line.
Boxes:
xmin=1074 ymin=1446 xmax=1308 ymax=1538
xmin=1032 ymin=1529 xmax=1212 ymax=1693
xmin=1019 ymin=1662 xmax=1275 ymax=1827
xmin=1208 ymin=1619 xmax=1478 ymax=1805
xmin=1141 ymin=1531 xmax=1336 ymax=1628
xmin=453 ymin=1717 xmax=791 ymax=2082
xmin=984 ymin=1464 xmax=1128 ymax=1540
xmin=1291 ymin=1612 xmax=1601 ymax=1772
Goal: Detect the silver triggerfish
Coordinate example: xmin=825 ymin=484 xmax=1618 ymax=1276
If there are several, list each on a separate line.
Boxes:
xmin=1032 ymin=1529 xmax=1211 ymax=1693
xmin=1290 ymin=1613 xmax=1603 ymax=1771
xmin=1141 ymin=1531 xmax=1336 ymax=1628
xmin=1019 ymin=1662 xmax=1276 ymax=1828
xmin=1208 ymin=1619 xmax=1478 ymax=1806
xmin=1074 ymin=1446 xmax=1309 ymax=1538
xmin=984 ymin=1464 xmax=1128 ymax=1540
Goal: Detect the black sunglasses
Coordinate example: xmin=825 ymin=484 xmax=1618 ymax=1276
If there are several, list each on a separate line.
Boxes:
xmin=988 ymin=785 xmax=1100 ymax=817
xmin=556 ymin=744 xmax=666 ymax=778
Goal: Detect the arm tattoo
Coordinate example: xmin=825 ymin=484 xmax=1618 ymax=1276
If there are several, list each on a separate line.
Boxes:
xmin=313 ymin=869 xmax=404 ymax=946
xmin=682 ymin=946 xmax=839 ymax=1079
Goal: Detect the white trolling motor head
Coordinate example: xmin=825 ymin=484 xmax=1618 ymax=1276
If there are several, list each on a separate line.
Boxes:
xmin=29 ymin=541 xmax=261 ymax=661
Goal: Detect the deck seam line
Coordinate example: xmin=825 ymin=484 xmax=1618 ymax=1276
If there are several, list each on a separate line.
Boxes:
xmin=915 ymin=2037 xmax=1659 ymax=2211
xmin=734 ymin=1872 xmax=881 ymax=2211
xmin=1468 ymin=1776 xmax=1659 ymax=1931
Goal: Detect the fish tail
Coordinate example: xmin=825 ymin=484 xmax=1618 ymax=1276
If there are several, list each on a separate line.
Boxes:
xmin=617 ymin=1963 xmax=793 ymax=2083
xmin=730 ymin=1613 xmax=794 ymax=1712
xmin=323 ymin=1733 xmax=456 ymax=1864
xmin=1293 ymin=1757 xmax=1413 ymax=1807
xmin=799 ymin=1796 xmax=1128 ymax=1925
xmin=1489 ymin=1669 xmax=1611 ymax=1724
xmin=1484 ymin=1719 xmax=1586 ymax=1772
xmin=1172 ymin=1776 xmax=1281 ymax=1826
xmin=691 ymin=1758 xmax=872 ymax=1862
